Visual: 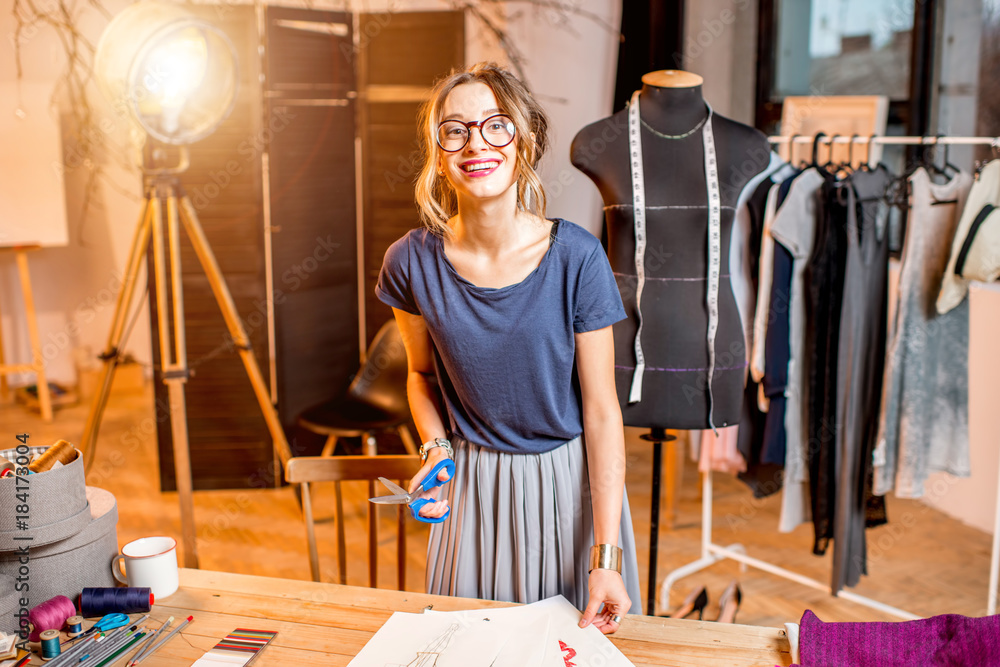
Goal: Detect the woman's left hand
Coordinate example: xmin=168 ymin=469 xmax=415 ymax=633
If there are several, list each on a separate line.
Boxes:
xmin=579 ymin=569 xmax=630 ymax=634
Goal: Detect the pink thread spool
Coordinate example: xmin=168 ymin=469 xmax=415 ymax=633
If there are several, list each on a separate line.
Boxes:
xmin=28 ymin=595 xmax=76 ymax=642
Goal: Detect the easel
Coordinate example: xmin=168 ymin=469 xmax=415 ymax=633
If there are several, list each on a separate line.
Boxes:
xmin=0 ymin=245 xmax=54 ymax=421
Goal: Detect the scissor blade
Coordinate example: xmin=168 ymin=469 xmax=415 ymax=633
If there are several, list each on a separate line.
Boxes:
xmin=378 ymin=477 xmax=410 ymax=497
xmin=369 ymin=494 xmax=410 ymax=504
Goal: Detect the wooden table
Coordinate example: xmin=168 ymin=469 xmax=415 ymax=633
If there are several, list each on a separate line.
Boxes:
xmin=30 ymin=570 xmax=793 ymax=666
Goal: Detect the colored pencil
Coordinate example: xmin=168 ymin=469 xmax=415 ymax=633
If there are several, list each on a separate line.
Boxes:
xmin=92 ymin=633 xmax=145 ymax=667
xmin=127 ymin=617 xmax=172 ymax=667
xmin=131 ymin=616 xmax=192 ymax=666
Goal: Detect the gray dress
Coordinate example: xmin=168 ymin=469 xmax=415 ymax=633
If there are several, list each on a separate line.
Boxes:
xmin=831 ymin=168 xmax=891 ymax=592
xmin=874 ymin=168 xmax=974 ymax=498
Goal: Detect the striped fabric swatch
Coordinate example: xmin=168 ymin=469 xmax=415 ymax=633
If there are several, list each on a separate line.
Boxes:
xmin=191 ymin=629 xmax=278 ymax=666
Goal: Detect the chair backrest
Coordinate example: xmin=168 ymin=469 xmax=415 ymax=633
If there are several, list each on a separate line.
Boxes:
xmin=286 ymin=455 xmax=421 ymax=589
xmin=286 ymin=454 xmax=419 ymax=484
xmin=347 ymin=319 xmax=410 ymax=417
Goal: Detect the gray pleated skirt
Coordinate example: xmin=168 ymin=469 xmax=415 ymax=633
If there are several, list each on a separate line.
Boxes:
xmin=426 ymin=435 xmax=643 ymax=615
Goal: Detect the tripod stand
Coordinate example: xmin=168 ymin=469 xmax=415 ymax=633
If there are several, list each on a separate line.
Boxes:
xmin=80 ymin=148 xmax=292 ymax=568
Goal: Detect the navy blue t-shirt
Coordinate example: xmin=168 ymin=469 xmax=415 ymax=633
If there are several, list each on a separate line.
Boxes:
xmin=375 ymin=219 xmax=626 ymax=454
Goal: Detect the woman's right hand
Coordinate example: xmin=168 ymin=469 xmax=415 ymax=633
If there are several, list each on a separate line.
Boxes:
xmin=408 ymin=450 xmax=453 ymax=519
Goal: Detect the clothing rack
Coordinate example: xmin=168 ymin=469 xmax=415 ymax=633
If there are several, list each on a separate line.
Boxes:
xmin=658 ymin=134 xmax=999 ymax=621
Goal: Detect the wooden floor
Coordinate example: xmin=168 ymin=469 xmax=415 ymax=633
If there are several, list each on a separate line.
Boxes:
xmin=1 ymin=383 xmax=994 ymax=631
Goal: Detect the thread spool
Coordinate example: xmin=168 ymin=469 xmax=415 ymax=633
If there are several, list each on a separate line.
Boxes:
xmin=27 ymin=595 xmax=76 ymax=642
xmin=65 ymin=615 xmax=84 ymax=637
xmin=28 ymin=439 xmax=78 ymax=473
xmin=39 ymin=629 xmax=61 ymax=661
xmin=79 ymin=587 xmax=153 ymax=617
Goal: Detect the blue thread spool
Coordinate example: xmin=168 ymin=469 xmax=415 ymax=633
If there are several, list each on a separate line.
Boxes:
xmin=40 ymin=629 xmax=61 ymax=661
xmin=79 ymin=587 xmax=153 ymax=617
xmin=65 ymin=615 xmax=84 ymax=637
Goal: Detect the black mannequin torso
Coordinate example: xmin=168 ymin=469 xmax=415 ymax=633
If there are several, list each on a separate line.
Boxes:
xmin=572 ymin=75 xmax=772 ymax=430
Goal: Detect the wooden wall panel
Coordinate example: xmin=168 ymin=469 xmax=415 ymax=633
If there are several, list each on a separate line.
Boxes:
xmin=265 ymin=8 xmax=358 ymax=443
xmin=360 ymin=11 xmax=464 ymax=345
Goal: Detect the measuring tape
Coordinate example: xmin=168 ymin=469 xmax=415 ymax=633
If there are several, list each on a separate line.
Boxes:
xmin=626 ymin=91 xmax=721 ymax=432
xmin=626 ymin=91 xmax=647 ymax=403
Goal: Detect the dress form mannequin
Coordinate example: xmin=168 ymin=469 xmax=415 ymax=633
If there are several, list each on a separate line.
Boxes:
xmin=571 ymin=70 xmax=772 ymax=431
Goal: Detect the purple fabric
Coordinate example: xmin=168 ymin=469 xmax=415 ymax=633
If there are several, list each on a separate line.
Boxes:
xmin=793 ymin=610 xmax=1000 ymax=666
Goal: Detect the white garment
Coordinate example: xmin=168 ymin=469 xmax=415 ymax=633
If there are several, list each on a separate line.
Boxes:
xmin=767 ymin=168 xmax=825 ymax=533
xmin=750 ymin=184 xmax=782 ymax=392
xmin=731 ymin=152 xmax=788 ymax=356
xmin=937 ymin=160 xmax=1000 ymax=314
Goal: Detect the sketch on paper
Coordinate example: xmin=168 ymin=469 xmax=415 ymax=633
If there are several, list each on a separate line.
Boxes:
xmin=349 ymin=596 xmax=633 ymax=667
xmin=387 ymin=624 xmax=460 ymax=667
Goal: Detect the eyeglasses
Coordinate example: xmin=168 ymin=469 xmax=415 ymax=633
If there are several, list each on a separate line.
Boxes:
xmin=436 ymin=114 xmax=516 ymax=152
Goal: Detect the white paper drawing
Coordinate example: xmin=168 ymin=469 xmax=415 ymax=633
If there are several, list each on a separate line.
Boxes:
xmin=350 ymin=596 xmax=633 ymax=667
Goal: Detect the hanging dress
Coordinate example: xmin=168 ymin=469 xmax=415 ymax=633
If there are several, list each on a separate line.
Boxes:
xmin=874 ymin=168 xmax=974 ymax=498
xmin=830 ymin=167 xmax=891 ymax=591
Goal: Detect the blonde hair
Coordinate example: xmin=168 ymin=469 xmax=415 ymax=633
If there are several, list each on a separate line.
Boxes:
xmin=415 ymin=62 xmax=550 ymax=236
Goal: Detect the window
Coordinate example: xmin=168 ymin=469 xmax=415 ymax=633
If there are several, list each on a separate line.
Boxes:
xmin=756 ymin=0 xmax=936 ymax=135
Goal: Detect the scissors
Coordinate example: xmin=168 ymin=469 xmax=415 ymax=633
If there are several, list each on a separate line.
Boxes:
xmin=369 ymin=458 xmax=455 ymax=523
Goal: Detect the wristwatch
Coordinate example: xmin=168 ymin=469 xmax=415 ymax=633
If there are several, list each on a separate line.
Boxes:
xmin=419 ymin=438 xmax=454 ymax=463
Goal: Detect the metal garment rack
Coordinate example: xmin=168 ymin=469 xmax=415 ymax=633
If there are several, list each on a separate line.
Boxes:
xmin=658 ymin=133 xmax=999 ymax=621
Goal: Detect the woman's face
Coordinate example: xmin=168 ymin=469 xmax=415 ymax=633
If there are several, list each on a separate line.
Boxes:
xmin=437 ymin=82 xmax=520 ymax=207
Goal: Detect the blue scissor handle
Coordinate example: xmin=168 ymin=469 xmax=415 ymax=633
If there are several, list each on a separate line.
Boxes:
xmin=94 ymin=613 xmax=130 ymax=632
xmin=409 ymin=458 xmax=455 ymax=524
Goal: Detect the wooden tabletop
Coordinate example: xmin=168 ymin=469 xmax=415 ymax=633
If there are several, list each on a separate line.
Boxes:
xmin=28 ymin=570 xmax=793 ymax=666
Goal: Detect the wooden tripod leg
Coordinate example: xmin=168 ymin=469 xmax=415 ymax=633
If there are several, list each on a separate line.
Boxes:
xmin=164 ymin=193 xmax=199 ymax=569
xmin=177 ymin=196 xmax=293 ymax=468
xmin=15 ymin=250 xmax=52 ymax=421
xmin=81 ymin=200 xmax=155 ymax=455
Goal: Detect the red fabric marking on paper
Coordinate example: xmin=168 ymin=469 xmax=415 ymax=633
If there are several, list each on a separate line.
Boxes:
xmin=559 ymin=640 xmax=578 ymax=666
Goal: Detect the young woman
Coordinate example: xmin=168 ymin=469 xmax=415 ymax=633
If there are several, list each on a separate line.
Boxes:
xmin=375 ymin=62 xmax=641 ymax=632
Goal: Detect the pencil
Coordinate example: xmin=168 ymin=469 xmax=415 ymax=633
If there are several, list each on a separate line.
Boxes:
xmin=92 ymin=633 xmax=145 ymax=667
xmin=79 ymin=629 xmax=139 ymax=667
xmin=127 ymin=617 xmax=173 ymax=667
xmin=131 ymin=616 xmax=192 ymax=666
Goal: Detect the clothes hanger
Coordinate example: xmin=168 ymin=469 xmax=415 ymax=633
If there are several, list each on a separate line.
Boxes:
xmin=920 ymin=137 xmax=951 ymax=181
xmin=937 ymin=136 xmax=961 ymax=177
xmin=786 ymin=133 xmax=802 ymax=167
xmin=839 ymin=134 xmax=859 ymax=175
xmin=809 ymin=132 xmax=827 ymax=170
xmin=821 ymin=133 xmax=841 ymax=173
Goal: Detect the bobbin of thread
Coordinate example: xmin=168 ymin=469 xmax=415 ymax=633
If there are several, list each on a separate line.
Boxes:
xmin=65 ymin=615 xmax=84 ymax=637
xmin=28 ymin=439 xmax=78 ymax=473
xmin=39 ymin=629 xmax=61 ymax=661
xmin=79 ymin=587 xmax=153 ymax=617
xmin=27 ymin=595 xmax=76 ymax=642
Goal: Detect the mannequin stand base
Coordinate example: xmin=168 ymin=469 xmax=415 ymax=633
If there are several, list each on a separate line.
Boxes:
xmin=639 ymin=427 xmax=677 ymax=616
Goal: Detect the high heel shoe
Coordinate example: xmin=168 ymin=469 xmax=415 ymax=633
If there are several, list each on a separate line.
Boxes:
xmin=664 ymin=585 xmax=709 ymax=620
xmin=715 ymin=580 xmax=743 ymax=623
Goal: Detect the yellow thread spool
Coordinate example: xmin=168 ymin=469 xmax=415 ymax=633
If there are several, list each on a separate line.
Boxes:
xmin=28 ymin=440 xmax=78 ymax=473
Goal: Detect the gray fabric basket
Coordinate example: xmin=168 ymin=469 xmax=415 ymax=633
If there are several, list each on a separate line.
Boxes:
xmin=0 ymin=487 xmax=118 ymax=610
xmin=0 ymin=574 xmax=16 ymax=635
xmin=0 ymin=446 xmax=90 ymax=550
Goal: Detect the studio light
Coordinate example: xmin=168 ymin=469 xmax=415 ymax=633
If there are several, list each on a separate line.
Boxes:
xmin=95 ymin=0 xmax=239 ymax=145
xmin=85 ymin=1 xmax=292 ymax=570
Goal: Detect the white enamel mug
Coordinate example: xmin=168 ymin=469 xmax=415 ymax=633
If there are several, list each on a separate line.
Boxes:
xmin=111 ymin=536 xmax=179 ymax=599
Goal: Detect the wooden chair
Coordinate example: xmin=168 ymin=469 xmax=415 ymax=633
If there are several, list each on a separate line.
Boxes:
xmin=285 ymin=454 xmax=421 ymax=588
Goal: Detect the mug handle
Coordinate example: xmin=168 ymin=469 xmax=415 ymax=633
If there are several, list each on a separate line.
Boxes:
xmin=112 ymin=555 xmax=128 ymax=585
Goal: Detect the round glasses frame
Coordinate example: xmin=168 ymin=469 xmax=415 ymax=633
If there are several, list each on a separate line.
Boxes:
xmin=436 ymin=114 xmax=516 ymax=152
